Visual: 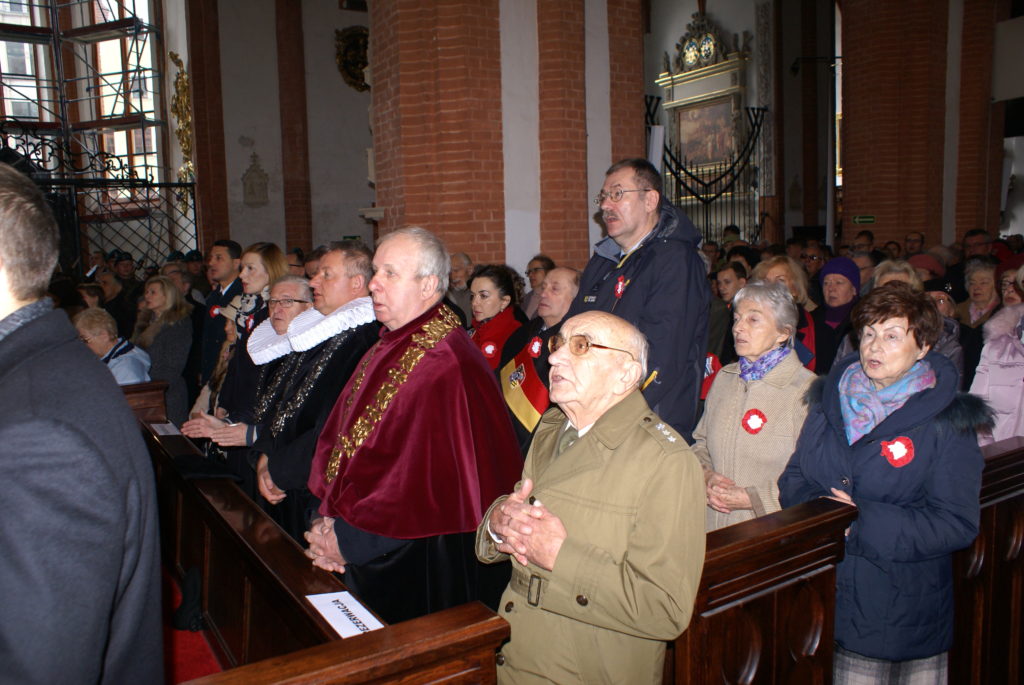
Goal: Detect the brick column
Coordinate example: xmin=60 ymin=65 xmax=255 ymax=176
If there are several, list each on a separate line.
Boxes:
xmin=954 ymin=0 xmax=1008 ymax=238
xmin=186 ymin=0 xmax=230 ymax=247
xmin=536 ymin=0 xmax=590 ymax=269
xmin=275 ymin=0 xmax=312 ymax=252
xmin=800 ymin=0 xmax=819 ymax=227
xmin=369 ymin=0 xmax=506 ymax=263
xmin=840 ymin=0 xmax=947 ymax=247
xmin=607 ymin=0 xmax=645 ymax=162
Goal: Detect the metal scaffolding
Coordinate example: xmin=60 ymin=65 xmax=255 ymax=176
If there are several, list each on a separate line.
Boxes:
xmin=0 ymin=0 xmax=196 ymax=274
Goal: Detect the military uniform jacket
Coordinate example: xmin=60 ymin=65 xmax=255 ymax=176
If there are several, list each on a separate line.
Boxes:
xmin=476 ymin=391 xmax=706 ymax=684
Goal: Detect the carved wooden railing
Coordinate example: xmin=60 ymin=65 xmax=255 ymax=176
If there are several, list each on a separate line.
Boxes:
xmin=951 ymin=436 xmax=1024 ymax=684
xmin=670 ymin=498 xmax=856 ymax=683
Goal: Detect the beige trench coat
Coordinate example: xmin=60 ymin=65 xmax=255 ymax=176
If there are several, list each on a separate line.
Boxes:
xmin=691 ymin=351 xmax=815 ymax=531
xmin=476 ymin=391 xmax=705 ymax=684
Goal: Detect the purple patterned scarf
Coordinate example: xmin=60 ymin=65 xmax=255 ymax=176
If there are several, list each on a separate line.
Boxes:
xmin=739 ymin=345 xmax=791 ymax=381
xmin=838 ymin=359 xmax=936 ymax=445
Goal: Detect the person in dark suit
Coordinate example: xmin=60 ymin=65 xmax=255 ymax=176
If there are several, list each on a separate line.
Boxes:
xmin=199 ymin=239 xmax=242 ymax=384
xmin=0 ymin=163 xmax=162 ymax=683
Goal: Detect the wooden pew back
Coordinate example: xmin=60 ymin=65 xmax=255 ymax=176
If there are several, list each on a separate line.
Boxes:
xmin=141 ymin=419 xmax=509 ymax=683
xmin=951 ymin=436 xmax=1024 ymax=684
xmin=671 ymin=499 xmax=856 ymax=683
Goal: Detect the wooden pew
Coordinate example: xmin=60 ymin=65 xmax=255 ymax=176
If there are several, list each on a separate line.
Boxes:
xmin=670 ymin=498 xmax=856 ymax=683
xmin=122 ymin=379 xmax=169 ymax=423
xmin=141 ymin=420 xmax=509 ymax=683
xmin=128 ymin=383 xmax=1024 ymax=682
xmin=951 ymin=436 xmax=1024 ymax=684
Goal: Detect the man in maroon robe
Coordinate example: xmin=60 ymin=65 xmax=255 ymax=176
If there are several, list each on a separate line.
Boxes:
xmin=305 ymin=227 xmax=523 ymax=623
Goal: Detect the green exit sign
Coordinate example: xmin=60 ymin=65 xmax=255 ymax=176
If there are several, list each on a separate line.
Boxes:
xmin=852 ymin=215 xmax=875 ymax=225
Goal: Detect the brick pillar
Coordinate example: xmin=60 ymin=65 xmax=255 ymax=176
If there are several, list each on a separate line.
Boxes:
xmin=368 ymin=0 xmax=506 ymax=263
xmin=187 ymin=0 xmax=230 ymax=248
xmin=800 ymin=0 xmax=819 ymax=227
xmin=536 ymin=0 xmax=590 ymax=269
xmin=607 ymin=0 xmax=645 ymax=162
xmin=840 ymin=0 xmax=947 ymax=247
xmin=275 ymin=0 xmax=312 ymax=252
xmin=954 ymin=0 xmax=1008 ymax=238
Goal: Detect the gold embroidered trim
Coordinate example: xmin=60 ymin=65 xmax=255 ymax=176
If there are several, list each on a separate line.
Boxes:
xmin=324 ymin=305 xmax=460 ymax=482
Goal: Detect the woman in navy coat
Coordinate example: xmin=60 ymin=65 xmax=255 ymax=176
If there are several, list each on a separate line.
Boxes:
xmin=779 ymin=282 xmax=991 ymax=683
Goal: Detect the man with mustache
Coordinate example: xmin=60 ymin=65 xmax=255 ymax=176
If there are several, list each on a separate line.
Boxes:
xmin=569 ymin=158 xmax=709 ymax=442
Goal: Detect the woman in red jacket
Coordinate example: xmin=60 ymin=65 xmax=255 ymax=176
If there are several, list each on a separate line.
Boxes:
xmin=468 ymin=264 xmax=522 ymax=369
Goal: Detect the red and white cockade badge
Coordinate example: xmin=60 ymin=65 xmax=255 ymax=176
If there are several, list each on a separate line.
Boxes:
xmin=209 ymin=306 xmax=221 ymax=318
xmin=614 ymin=275 xmax=627 ymax=299
xmin=482 ymin=341 xmax=498 ymax=358
xmin=528 ymin=336 xmax=543 ymax=358
xmin=881 ymin=437 xmax=915 ymax=468
xmin=742 ymin=408 xmax=767 ymax=434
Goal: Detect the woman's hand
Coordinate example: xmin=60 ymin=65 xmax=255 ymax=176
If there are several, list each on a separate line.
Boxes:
xmin=704 ymin=470 xmax=738 ymax=513
xmin=210 ymin=422 xmax=249 ymax=447
xmin=709 ymin=483 xmax=753 ymax=512
xmin=180 ymin=411 xmax=226 ymax=438
xmin=826 ymin=488 xmax=856 ymax=537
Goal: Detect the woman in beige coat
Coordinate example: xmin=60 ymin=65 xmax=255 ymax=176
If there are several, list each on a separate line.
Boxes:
xmin=692 ymin=280 xmax=815 ymax=531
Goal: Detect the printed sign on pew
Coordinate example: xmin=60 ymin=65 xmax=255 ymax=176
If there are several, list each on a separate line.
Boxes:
xmin=306 ymin=591 xmax=385 ymax=638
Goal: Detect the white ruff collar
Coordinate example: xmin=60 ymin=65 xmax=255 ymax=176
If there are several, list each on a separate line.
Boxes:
xmin=288 ymin=296 xmax=376 ymax=352
xmin=247 ymin=318 xmax=293 ymax=365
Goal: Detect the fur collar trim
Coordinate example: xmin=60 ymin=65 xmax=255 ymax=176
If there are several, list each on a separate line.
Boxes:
xmin=983 ymin=303 xmax=1024 ymax=342
xmin=288 ymin=296 xmax=375 ymax=352
xmin=805 ymin=375 xmax=993 ymax=433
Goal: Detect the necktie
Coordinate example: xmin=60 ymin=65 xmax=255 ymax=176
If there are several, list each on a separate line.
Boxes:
xmin=556 ymin=424 xmax=579 ymax=456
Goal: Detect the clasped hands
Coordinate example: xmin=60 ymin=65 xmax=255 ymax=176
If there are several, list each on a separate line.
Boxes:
xmin=180 ymin=411 xmax=249 ymax=446
xmin=304 ymin=517 xmax=347 ymax=573
xmin=488 ymin=479 xmax=566 ymax=571
xmin=704 ymin=469 xmax=752 ymax=514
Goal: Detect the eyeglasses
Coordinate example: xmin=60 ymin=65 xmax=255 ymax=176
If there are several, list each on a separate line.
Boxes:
xmin=267 ymin=298 xmax=311 ymax=308
xmin=78 ymin=334 xmax=93 ymax=343
xmin=548 ymin=333 xmax=635 ymax=360
xmin=800 ymin=254 xmax=822 ymax=261
xmin=593 ymin=188 xmax=649 ymax=205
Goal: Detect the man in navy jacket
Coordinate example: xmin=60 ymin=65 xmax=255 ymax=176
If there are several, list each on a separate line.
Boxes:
xmin=0 ymin=163 xmax=162 ymax=683
xmin=569 ymin=158 xmax=709 ymax=442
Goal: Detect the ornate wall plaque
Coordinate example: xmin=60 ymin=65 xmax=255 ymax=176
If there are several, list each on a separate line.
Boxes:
xmin=336 ymin=26 xmax=370 ymax=92
xmin=242 ymin=152 xmax=269 ymax=207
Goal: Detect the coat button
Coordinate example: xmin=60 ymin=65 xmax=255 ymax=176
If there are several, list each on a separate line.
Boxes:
xmin=504 ymin=601 xmax=514 ymax=613
xmin=643 ymin=417 xmax=651 ymax=423
xmin=576 ymin=594 xmax=589 ymax=606
xmin=841 ymin=477 xmax=850 ymax=487
xmin=496 ymin=653 xmax=506 ymax=666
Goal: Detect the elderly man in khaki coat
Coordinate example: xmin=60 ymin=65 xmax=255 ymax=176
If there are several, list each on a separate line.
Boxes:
xmin=477 ymin=311 xmax=705 ymax=684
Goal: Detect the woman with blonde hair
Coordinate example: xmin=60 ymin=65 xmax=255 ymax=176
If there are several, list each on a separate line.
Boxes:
xmin=751 ymin=256 xmax=819 ymax=371
xmin=132 ymin=275 xmax=193 ymax=423
xmin=871 ymin=259 xmax=925 ymax=292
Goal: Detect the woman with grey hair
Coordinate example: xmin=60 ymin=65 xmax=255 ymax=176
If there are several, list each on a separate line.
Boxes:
xmin=958 ymin=258 xmax=1000 ymax=387
xmin=691 ymin=280 xmax=816 ymax=531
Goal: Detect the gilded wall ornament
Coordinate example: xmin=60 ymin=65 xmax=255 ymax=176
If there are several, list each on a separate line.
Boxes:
xmin=168 ymin=51 xmax=193 ymax=183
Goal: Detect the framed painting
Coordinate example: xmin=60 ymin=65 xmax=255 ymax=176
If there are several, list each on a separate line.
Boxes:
xmin=674 ymin=95 xmax=736 ymax=166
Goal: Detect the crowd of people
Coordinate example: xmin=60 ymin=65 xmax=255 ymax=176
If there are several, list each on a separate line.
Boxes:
xmin=16 ymin=156 xmax=1024 ymax=682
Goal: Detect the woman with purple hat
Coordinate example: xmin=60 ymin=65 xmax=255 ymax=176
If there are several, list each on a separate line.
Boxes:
xmin=813 ymin=256 xmax=860 ymax=374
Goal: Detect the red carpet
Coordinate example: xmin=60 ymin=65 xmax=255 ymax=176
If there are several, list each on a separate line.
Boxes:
xmin=162 ymin=570 xmax=222 ymax=683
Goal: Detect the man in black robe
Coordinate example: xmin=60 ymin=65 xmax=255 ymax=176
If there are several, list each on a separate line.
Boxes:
xmin=253 ymin=242 xmax=379 ymax=541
